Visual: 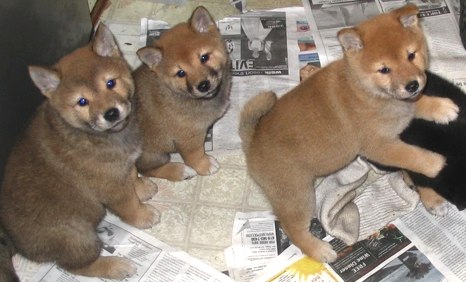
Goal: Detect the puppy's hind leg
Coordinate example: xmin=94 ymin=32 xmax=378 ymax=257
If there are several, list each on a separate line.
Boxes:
xmin=137 ymin=152 xmax=197 ymax=182
xmin=55 ymin=223 xmax=136 ymax=280
xmin=70 ymin=256 xmax=137 ymax=280
xmin=178 ymin=134 xmax=220 ymax=177
xmin=106 ymin=185 xmax=160 ymax=229
xmin=132 ymin=167 xmax=158 ymax=201
xmin=259 ymin=172 xmax=337 ymax=263
xmin=418 ymin=186 xmax=448 ymax=216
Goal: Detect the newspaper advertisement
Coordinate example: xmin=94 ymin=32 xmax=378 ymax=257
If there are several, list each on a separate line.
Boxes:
xmin=302 ymin=0 xmax=466 ymax=83
xmin=140 ymin=8 xmax=317 ymax=154
xmin=23 ymin=213 xmax=233 ymax=282
xmin=224 ymin=211 xmax=328 ymax=282
xmin=257 ymin=243 xmax=445 ymax=282
xmin=225 ymin=211 xmax=445 ymax=282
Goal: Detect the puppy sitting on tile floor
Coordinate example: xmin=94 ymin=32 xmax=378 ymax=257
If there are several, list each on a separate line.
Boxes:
xmin=134 ymin=6 xmax=232 ymax=182
xmin=0 ymin=24 xmax=160 ymax=280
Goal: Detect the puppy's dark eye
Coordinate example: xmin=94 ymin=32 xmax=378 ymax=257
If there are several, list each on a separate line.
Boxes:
xmin=77 ymin=98 xmax=89 ymax=107
xmin=176 ymin=70 xmax=186 ymax=78
xmin=408 ymin=52 xmax=416 ymax=61
xmin=378 ymin=67 xmax=390 ymax=74
xmin=200 ymin=54 xmax=210 ymax=63
xmin=106 ymin=79 xmax=116 ymax=89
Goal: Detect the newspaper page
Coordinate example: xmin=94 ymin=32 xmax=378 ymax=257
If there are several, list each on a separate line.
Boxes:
xmin=257 ymin=243 xmax=445 ymax=282
xmin=302 ymin=0 xmax=466 ymax=83
xmin=140 ymin=8 xmax=317 ymax=154
xmin=394 ymin=204 xmax=466 ymax=282
xmin=24 ymin=213 xmax=233 ymax=282
xmin=224 ymin=211 xmax=329 ymax=282
xmin=223 ymin=211 xmax=283 ymax=282
xmin=255 ymin=244 xmax=340 ymax=282
xmin=215 ymin=8 xmax=309 ymax=153
xmin=224 ymin=212 xmax=442 ymax=282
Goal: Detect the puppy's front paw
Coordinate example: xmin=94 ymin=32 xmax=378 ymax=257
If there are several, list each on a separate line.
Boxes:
xmin=136 ymin=177 xmax=158 ymax=201
xmin=431 ymin=97 xmax=459 ymax=124
xmin=206 ymin=155 xmax=220 ymax=174
xmin=134 ymin=204 xmax=161 ymax=229
xmin=423 ymin=153 xmax=446 ymax=178
xmin=313 ymin=241 xmax=338 ymax=263
xmin=182 ymin=165 xmax=197 ymax=180
xmin=190 ymin=154 xmax=220 ymax=176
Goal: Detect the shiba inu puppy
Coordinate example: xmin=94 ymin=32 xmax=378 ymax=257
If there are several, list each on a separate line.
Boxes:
xmin=239 ymin=5 xmax=459 ymax=263
xmin=134 ymin=6 xmax=231 ymax=181
xmin=0 ymin=24 xmax=160 ymax=280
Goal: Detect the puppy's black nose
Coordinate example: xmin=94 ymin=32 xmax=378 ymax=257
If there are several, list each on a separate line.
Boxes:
xmin=197 ymin=80 xmax=211 ymax=92
xmin=104 ymin=108 xmax=120 ymax=122
xmin=405 ymin=80 xmax=419 ymax=93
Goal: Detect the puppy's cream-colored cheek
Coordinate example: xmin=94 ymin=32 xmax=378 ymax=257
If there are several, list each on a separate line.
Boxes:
xmin=121 ymin=77 xmax=135 ymax=97
xmin=74 ymin=106 xmax=91 ymax=122
xmin=114 ymin=79 xmax=133 ymax=100
xmin=212 ymin=49 xmax=228 ymax=66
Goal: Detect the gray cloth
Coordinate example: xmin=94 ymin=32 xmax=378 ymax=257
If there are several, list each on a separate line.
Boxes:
xmin=315 ymin=157 xmax=419 ymax=245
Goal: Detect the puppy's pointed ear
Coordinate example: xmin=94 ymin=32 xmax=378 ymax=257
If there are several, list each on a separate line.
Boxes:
xmin=93 ymin=23 xmax=121 ymax=57
xmin=28 ymin=66 xmax=60 ymax=98
xmin=137 ymin=47 xmax=162 ymax=69
xmin=189 ymin=6 xmax=216 ymax=33
xmin=338 ymin=28 xmax=363 ymax=53
xmin=395 ymin=4 xmax=420 ymax=28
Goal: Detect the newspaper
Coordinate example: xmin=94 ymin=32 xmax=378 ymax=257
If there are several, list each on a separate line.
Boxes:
xmin=394 ymin=204 xmax=466 ymax=281
xmin=257 ymin=243 xmax=446 ymax=282
xmin=225 ymin=211 xmax=446 ymax=282
xmin=21 ymin=213 xmax=233 ymax=282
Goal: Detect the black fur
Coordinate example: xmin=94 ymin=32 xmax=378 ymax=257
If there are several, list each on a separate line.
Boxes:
xmin=374 ymin=71 xmax=466 ymax=210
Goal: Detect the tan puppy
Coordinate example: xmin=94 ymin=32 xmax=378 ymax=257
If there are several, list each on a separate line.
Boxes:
xmin=239 ymin=5 xmax=458 ymax=263
xmin=134 ymin=6 xmax=231 ymax=181
xmin=0 ymin=25 xmax=160 ymax=280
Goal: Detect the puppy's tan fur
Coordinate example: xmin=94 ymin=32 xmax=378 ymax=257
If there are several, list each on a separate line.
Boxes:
xmin=239 ymin=5 xmax=458 ymax=263
xmin=134 ymin=6 xmax=231 ymax=181
xmin=0 ymin=25 xmax=160 ymax=280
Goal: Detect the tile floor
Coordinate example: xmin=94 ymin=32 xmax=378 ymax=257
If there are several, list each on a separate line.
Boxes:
xmin=91 ymin=0 xmax=301 ymax=272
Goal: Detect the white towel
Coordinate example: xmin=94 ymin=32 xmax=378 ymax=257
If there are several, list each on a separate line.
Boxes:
xmin=315 ymin=157 xmax=419 ymax=245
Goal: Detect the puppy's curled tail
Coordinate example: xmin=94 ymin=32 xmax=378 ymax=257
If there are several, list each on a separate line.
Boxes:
xmin=239 ymin=91 xmax=277 ymax=152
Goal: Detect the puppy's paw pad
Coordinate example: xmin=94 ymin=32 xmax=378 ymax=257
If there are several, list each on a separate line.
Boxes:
xmin=433 ymin=98 xmax=459 ymax=124
xmin=426 ymin=200 xmax=449 ymax=217
xmin=182 ymin=166 xmax=197 ymax=180
xmin=207 ymin=155 xmax=220 ymax=174
xmin=108 ymin=257 xmax=137 ymax=280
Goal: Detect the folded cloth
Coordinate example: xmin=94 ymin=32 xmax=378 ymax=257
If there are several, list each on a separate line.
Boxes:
xmin=314 ymin=157 xmax=419 ymax=245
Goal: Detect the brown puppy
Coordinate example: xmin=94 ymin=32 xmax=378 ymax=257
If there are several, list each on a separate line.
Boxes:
xmin=134 ymin=6 xmax=232 ymax=181
xmin=239 ymin=5 xmax=458 ymax=263
xmin=0 ymin=25 xmax=160 ymax=280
